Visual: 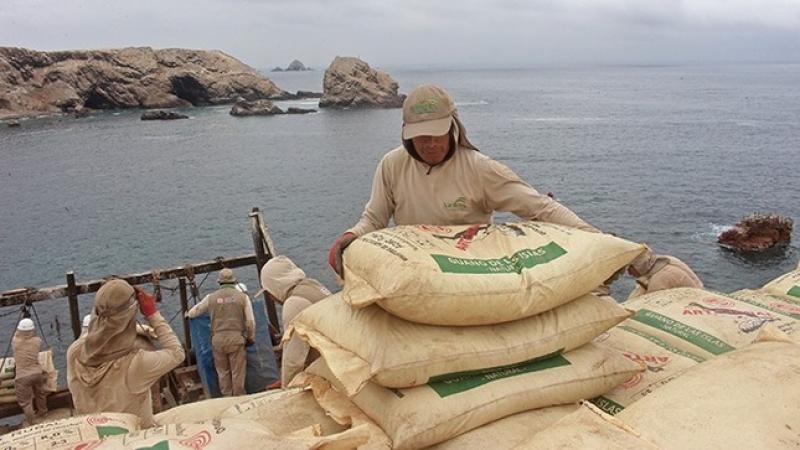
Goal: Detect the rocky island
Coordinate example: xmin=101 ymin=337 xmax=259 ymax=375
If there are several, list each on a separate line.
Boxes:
xmin=0 ymin=47 xmax=288 ymax=119
xmin=319 ymin=56 xmax=404 ymax=109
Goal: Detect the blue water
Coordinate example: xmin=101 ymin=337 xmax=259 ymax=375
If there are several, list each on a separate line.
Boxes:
xmin=1 ymin=64 xmax=798 ymax=378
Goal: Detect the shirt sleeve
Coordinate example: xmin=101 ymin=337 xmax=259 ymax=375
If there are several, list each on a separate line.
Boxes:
xmin=347 ymin=156 xmax=396 ymax=237
xmin=127 ymin=311 xmax=185 ymax=394
xmin=244 ymin=297 xmax=256 ymax=341
xmin=186 ymin=294 xmax=210 ymax=318
xmin=480 ymin=158 xmax=600 ymax=233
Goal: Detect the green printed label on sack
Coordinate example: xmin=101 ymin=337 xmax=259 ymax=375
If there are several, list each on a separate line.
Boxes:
xmin=430 ymin=242 xmax=567 ymax=274
xmin=788 ymin=286 xmax=800 ymax=298
xmin=428 ymin=350 xmax=569 ymax=398
xmin=632 ymin=310 xmax=735 ymax=355
xmin=618 ymin=326 xmax=706 ymax=363
xmin=136 ymin=441 xmax=169 ymax=450
xmin=97 ymin=425 xmax=130 ymax=438
xmin=590 ymin=396 xmax=626 ymax=416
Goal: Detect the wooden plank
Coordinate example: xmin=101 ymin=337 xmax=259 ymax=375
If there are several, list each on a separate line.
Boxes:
xmin=0 ymin=254 xmax=258 ymax=308
xmin=0 ymin=389 xmax=73 ymax=419
xmin=66 ymin=272 xmax=81 ymax=340
xmin=250 ymin=209 xmax=280 ymax=333
xmin=179 ymin=278 xmax=191 ymax=353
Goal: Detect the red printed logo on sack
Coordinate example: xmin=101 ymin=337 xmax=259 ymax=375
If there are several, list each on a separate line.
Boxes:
xmin=86 ymin=416 xmax=111 ymax=425
xmin=179 ymin=430 xmax=212 ymax=449
xmin=621 ymin=352 xmax=670 ymax=388
xmin=769 ymin=302 xmax=800 ymax=315
xmin=417 ymin=225 xmax=452 ymax=234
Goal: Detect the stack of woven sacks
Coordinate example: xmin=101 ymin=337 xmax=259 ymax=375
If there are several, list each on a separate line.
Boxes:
xmin=286 ymin=221 xmax=648 ymax=449
xmin=0 ymin=350 xmax=57 ymax=405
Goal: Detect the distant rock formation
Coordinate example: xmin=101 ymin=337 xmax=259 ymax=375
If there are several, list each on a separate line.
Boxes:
xmin=295 ymin=90 xmax=322 ymax=98
xmin=286 ymin=107 xmax=316 ymax=114
xmin=229 ymin=99 xmax=284 ymax=116
xmin=319 ymin=57 xmax=404 ymax=109
xmin=718 ymin=213 xmax=793 ymax=252
xmin=141 ymin=110 xmax=188 ymax=120
xmin=0 ymin=47 xmax=288 ymax=119
xmin=271 ymin=66 xmax=284 ymax=72
xmin=286 ymin=60 xmax=308 ymax=71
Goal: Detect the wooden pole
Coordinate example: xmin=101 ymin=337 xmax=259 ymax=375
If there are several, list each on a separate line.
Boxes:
xmin=179 ymin=278 xmax=191 ymax=352
xmin=250 ymin=208 xmax=280 ymax=332
xmin=66 ymin=271 xmax=81 ymax=340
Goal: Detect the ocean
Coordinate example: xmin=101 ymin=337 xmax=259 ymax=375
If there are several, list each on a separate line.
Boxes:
xmin=0 ymin=63 xmax=798 ymax=377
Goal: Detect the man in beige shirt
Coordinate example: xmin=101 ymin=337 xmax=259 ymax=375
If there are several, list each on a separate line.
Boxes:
xmin=627 ymin=248 xmax=703 ymax=299
xmin=67 ymin=279 xmax=184 ymax=427
xmin=186 ymin=268 xmax=255 ymax=396
xmin=329 ymin=84 xmax=599 ymax=276
xmin=12 ymin=318 xmax=48 ymax=426
xmin=258 ymin=256 xmax=330 ymax=386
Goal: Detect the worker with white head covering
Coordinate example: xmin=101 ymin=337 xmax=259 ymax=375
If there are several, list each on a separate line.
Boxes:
xmin=80 ymin=314 xmax=92 ymax=336
xmin=66 ymin=279 xmax=184 ymax=427
xmin=627 ymin=248 xmax=703 ymax=299
xmin=186 ymin=268 xmax=255 ymax=396
xmin=258 ymin=255 xmax=331 ymax=386
xmin=12 ymin=318 xmax=48 ymax=425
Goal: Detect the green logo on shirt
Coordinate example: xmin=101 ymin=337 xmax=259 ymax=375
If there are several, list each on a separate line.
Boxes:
xmin=444 ymin=196 xmax=467 ymax=209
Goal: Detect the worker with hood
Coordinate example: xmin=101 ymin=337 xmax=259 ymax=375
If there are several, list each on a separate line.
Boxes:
xmin=66 ymin=279 xmax=184 ymax=427
xmin=12 ymin=318 xmax=48 ymax=425
xmin=186 ymin=268 xmax=255 ymax=397
xmin=329 ymin=84 xmax=600 ymax=277
xmin=627 ymin=248 xmax=703 ymax=299
xmin=259 ymin=255 xmax=331 ymax=386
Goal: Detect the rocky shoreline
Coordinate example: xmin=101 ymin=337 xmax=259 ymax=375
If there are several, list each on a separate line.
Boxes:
xmin=1 ymin=48 xmax=405 ymax=121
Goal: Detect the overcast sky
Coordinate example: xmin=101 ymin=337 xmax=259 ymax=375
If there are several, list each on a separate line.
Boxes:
xmin=2 ymin=0 xmax=799 ymax=69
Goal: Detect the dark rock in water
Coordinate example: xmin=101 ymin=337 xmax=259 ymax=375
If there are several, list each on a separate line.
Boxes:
xmin=0 ymin=47 xmax=288 ymax=119
xmin=230 ymin=99 xmax=284 ymax=116
xmin=718 ymin=213 xmax=793 ymax=252
xmin=296 ymin=90 xmax=322 ymax=99
xmin=286 ymin=59 xmax=308 ymax=71
xmin=271 ymin=66 xmax=284 ymax=72
xmin=73 ymin=107 xmax=92 ymax=118
xmin=141 ymin=110 xmax=189 ymax=121
xmin=319 ymin=56 xmax=405 ymax=109
xmin=7 ymin=120 xmax=20 ymax=128
xmin=286 ymin=107 xmax=316 ymax=114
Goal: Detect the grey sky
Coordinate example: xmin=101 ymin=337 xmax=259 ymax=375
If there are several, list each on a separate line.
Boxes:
xmin=2 ymin=0 xmax=798 ymax=69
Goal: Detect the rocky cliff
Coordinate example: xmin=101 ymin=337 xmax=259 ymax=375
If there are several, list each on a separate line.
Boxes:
xmin=0 ymin=47 xmax=287 ymax=119
xmin=319 ymin=56 xmax=404 ymax=109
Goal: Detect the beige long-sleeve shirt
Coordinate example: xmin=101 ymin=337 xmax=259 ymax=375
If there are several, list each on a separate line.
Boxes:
xmin=67 ymin=311 xmax=185 ymax=427
xmin=348 ymin=146 xmax=598 ymax=237
xmin=187 ymin=290 xmax=256 ymax=342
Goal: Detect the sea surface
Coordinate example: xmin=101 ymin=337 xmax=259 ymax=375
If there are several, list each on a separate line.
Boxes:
xmin=1 ymin=64 xmax=798 ymax=378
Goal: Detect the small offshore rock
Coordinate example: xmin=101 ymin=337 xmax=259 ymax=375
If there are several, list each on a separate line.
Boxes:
xmin=7 ymin=120 xmax=21 ymax=128
xmin=286 ymin=59 xmax=308 ymax=71
xmin=319 ymin=56 xmax=405 ymax=109
xmin=296 ymin=90 xmax=322 ymax=98
xmin=271 ymin=66 xmax=284 ymax=72
xmin=718 ymin=213 xmax=793 ymax=252
xmin=230 ymin=99 xmax=285 ymax=116
xmin=286 ymin=107 xmax=316 ymax=114
xmin=141 ymin=110 xmax=189 ymax=120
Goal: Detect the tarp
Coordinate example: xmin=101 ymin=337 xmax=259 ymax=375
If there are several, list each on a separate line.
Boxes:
xmin=189 ymin=297 xmax=279 ymax=397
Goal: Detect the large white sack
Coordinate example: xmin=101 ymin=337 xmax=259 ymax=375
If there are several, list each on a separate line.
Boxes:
xmin=220 ymin=387 xmax=347 ymax=436
xmin=80 ymin=418 xmax=371 ymax=450
xmin=289 ymin=292 xmax=631 ymax=395
xmin=154 ymin=392 xmax=272 ymax=425
xmin=514 ymin=401 xmax=659 ymax=449
xmin=622 ymin=287 xmax=800 ymax=358
xmin=342 ymin=222 xmax=645 ymax=325
xmin=761 ymin=268 xmax=800 ymax=299
xmin=0 ymin=413 xmax=140 ymax=450
xmin=430 ymin=405 xmax=578 ymax=450
xmin=617 ymin=337 xmax=800 ymax=449
xmin=306 ymin=344 xmax=643 ymax=449
xmin=591 ymin=323 xmax=705 ymax=415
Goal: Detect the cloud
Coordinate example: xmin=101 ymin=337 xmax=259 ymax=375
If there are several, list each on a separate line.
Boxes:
xmin=0 ymin=0 xmax=798 ymax=68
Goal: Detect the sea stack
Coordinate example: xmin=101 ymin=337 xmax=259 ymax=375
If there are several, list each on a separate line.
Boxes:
xmin=319 ymin=56 xmax=405 ymax=109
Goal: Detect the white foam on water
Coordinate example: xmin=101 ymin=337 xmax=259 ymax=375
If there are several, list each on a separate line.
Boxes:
xmin=512 ymin=117 xmax=605 ymax=123
xmin=455 ymin=100 xmax=488 ymax=106
xmin=692 ymin=223 xmax=734 ymax=243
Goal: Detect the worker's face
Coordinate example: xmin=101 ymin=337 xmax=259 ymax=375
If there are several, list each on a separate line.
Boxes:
xmin=412 ymin=133 xmax=450 ymax=166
